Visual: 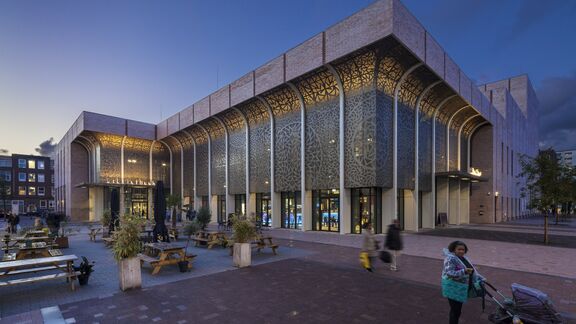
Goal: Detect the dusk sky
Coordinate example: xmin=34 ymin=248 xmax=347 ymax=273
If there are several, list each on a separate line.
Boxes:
xmin=1 ymin=0 xmax=575 ymax=155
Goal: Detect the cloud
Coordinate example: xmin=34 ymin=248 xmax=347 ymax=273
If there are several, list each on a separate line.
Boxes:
xmin=0 ymin=149 xmax=8 ymax=154
xmin=35 ymin=138 xmax=57 ymax=156
xmin=537 ymin=72 xmax=576 ymax=151
xmin=505 ymin=1 xmax=576 ymax=41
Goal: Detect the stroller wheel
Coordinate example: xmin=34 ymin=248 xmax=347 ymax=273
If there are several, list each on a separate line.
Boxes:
xmin=488 ymin=311 xmax=513 ymax=324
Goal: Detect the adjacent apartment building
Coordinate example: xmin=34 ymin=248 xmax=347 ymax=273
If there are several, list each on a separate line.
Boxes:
xmin=53 ymin=0 xmax=539 ymax=233
xmin=0 ymin=154 xmax=55 ymax=215
xmin=557 ymin=150 xmax=576 ymax=168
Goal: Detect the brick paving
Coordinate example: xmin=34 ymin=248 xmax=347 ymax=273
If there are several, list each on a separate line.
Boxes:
xmin=417 ymin=227 xmax=576 ymax=248
xmin=0 ymin=222 xmax=575 ymax=323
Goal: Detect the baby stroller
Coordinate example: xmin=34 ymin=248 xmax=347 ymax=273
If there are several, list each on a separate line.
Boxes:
xmin=484 ymin=281 xmax=564 ymax=324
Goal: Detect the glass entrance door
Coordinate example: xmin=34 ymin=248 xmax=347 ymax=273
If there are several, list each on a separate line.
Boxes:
xmin=256 ymin=193 xmax=271 ymax=227
xmin=312 ymin=190 xmax=339 ymax=232
xmin=281 ymin=191 xmax=301 ymax=229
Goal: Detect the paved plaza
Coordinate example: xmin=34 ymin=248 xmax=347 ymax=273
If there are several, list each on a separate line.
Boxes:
xmin=0 ymin=216 xmax=575 ymax=323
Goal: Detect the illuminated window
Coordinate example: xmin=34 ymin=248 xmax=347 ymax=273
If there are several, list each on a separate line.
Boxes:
xmin=38 ymin=161 xmax=45 ymax=170
xmin=18 ymin=186 xmax=26 ymax=195
xmin=28 ymin=187 xmax=36 ymax=196
xmin=38 ymin=174 xmax=45 ymax=183
xmin=28 ymin=173 xmax=36 ymax=182
xmin=38 ymin=187 xmax=45 ymax=196
xmin=28 ymin=160 xmax=36 ymax=169
xmin=18 ymin=173 xmax=26 ymax=182
xmin=18 ymin=159 xmax=26 ymax=168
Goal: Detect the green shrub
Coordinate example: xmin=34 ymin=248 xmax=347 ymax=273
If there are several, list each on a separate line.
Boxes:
xmin=232 ymin=216 xmax=257 ymax=244
xmin=101 ymin=210 xmax=112 ymax=228
xmin=196 ymin=207 xmax=211 ymax=230
xmin=183 ymin=220 xmax=201 ymax=238
xmin=113 ymin=214 xmax=143 ymax=261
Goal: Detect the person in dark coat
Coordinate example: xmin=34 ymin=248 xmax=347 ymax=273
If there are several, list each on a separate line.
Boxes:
xmin=385 ymin=219 xmax=403 ymax=271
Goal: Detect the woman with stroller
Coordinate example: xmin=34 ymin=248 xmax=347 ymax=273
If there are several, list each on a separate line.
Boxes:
xmin=442 ymin=240 xmax=485 ymax=324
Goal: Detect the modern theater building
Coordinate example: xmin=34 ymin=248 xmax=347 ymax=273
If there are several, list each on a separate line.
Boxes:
xmin=53 ymin=0 xmax=539 ymax=234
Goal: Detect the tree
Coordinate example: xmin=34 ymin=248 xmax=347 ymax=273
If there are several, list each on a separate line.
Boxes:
xmin=0 ymin=178 xmax=10 ymax=214
xmin=165 ymin=194 xmax=181 ymax=229
xmin=519 ymin=149 xmax=576 ymax=243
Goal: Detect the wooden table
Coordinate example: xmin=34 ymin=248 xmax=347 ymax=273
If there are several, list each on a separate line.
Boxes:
xmin=192 ymin=231 xmax=226 ymax=249
xmin=0 ymin=255 xmax=79 ymax=290
xmin=253 ymin=236 xmax=279 ymax=255
xmin=139 ymin=242 xmax=194 ymax=275
xmin=25 ymin=230 xmax=47 ymax=238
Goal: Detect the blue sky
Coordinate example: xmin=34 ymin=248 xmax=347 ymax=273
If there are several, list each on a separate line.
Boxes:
xmin=1 ymin=0 xmax=575 ymax=155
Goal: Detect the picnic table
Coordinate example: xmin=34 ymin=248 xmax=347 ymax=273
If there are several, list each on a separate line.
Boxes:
xmin=6 ymin=242 xmax=62 ymax=260
xmin=192 ymin=231 xmax=226 ymax=249
xmin=138 ymin=242 xmax=195 ymax=275
xmin=227 ymin=235 xmax=279 ymax=256
xmin=25 ymin=230 xmax=47 ymax=238
xmin=0 ymin=254 xmax=79 ymax=290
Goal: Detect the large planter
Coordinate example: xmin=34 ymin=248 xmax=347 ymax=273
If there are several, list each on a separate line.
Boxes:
xmin=118 ymin=257 xmax=141 ymax=291
xmin=233 ymin=243 xmax=251 ymax=268
xmin=55 ymin=236 xmax=69 ymax=248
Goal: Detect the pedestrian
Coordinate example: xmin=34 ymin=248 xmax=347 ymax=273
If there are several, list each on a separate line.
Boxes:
xmin=442 ymin=240 xmax=485 ymax=324
xmin=385 ymin=219 xmax=403 ymax=271
xmin=6 ymin=212 xmax=13 ymax=233
xmin=11 ymin=214 xmax=20 ymax=234
xmin=361 ymin=222 xmax=378 ymax=272
xmin=190 ymin=209 xmax=197 ymax=222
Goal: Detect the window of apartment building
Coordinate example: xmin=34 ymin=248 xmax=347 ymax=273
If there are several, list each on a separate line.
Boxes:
xmin=18 ymin=172 xmax=26 ymax=182
xmin=18 ymin=159 xmax=26 ymax=168
xmin=48 ymin=200 xmax=55 ymax=208
xmin=39 ymin=200 xmax=47 ymax=208
xmin=38 ymin=187 xmax=45 ymax=196
xmin=0 ymin=170 xmax=10 ymax=181
xmin=18 ymin=186 xmax=26 ymax=195
xmin=28 ymin=160 xmax=36 ymax=169
xmin=28 ymin=186 xmax=36 ymax=196
xmin=0 ymin=158 xmax=11 ymax=167
xmin=28 ymin=173 xmax=36 ymax=182
xmin=51 ymin=175 xmax=55 ymax=183
xmin=38 ymin=160 xmax=45 ymax=170
xmin=38 ymin=174 xmax=45 ymax=183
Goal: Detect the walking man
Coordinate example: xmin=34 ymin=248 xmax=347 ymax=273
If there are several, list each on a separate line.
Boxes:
xmin=385 ymin=219 xmax=403 ymax=271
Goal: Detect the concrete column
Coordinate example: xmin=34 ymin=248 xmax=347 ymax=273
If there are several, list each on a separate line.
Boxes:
xmin=436 ymin=178 xmax=449 ymax=220
xmin=460 ymin=182 xmax=470 ymax=224
xmin=210 ymin=195 xmax=218 ymax=224
xmin=403 ymin=190 xmax=416 ymax=231
xmin=89 ymin=187 xmax=103 ymax=222
xmin=382 ymin=189 xmax=395 ymax=232
xmin=421 ymin=191 xmax=433 ymax=228
xmin=432 ymin=95 xmax=457 ymax=229
xmin=287 ymin=82 xmax=309 ymax=232
xmin=119 ymin=185 xmax=126 ymax=217
xmin=121 ymin=136 xmax=126 ymax=183
xmin=391 ymin=63 xmax=423 ymax=223
xmin=257 ymin=97 xmax=280 ymax=229
xmin=248 ymin=193 xmax=256 ymax=220
xmin=148 ymin=188 xmax=154 ymax=220
xmin=448 ymin=178 xmax=460 ymax=224
xmin=326 ymin=64 xmax=350 ymax=234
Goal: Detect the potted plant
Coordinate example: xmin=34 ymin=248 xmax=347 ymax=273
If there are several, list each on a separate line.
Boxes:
xmin=113 ymin=214 xmax=143 ymax=291
xmin=231 ymin=216 xmax=257 ymax=268
xmin=74 ymin=256 xmax=95 ymax=286
xmin=101 ymin=210 xmax=112 ymax=235
xmin=179 ymin=220 xmax=201 ymax=272
xmin=196 ymin=206 xmax=212 ymax=230
xmin=55 ymin=215 xmax=70 ymax=249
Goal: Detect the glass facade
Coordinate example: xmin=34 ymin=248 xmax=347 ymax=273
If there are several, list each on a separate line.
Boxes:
xmin=234 ymin=194 xmax=246 ymax=217
xmin=351 ymin=187 xmax=382 ymax=234
xmin=201 ymin=196 xmax=209 ymax=208
xmin=281 ymin=191 xmax=302 ymax=229
xmin=256 ymin=193 xmax=272 ymax=227
xmin=124 ymin=187 xmax=149 ymax=217
xmin=217 ymin=195 xmax=226 ymax=224
xmin=312 ymin=189 xmax=340 ymax=232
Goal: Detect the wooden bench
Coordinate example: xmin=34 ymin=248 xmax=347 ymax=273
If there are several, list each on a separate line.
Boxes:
xmin=191 ymin=237 xmax=209 ymax=246
xmin=0 ymin=255 xmax=79 ymax=290
xmin=102 ymin=237 xmax=115 ymax=247
xmin=138 ymin=251 xmax=196 ymax=275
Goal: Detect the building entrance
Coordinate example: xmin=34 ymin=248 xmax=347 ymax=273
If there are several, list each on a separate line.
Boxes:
xmin=256 ymin=193 xmax=271 ymax=227
xmin=312 ymin=189 xmax=340 ymax=232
